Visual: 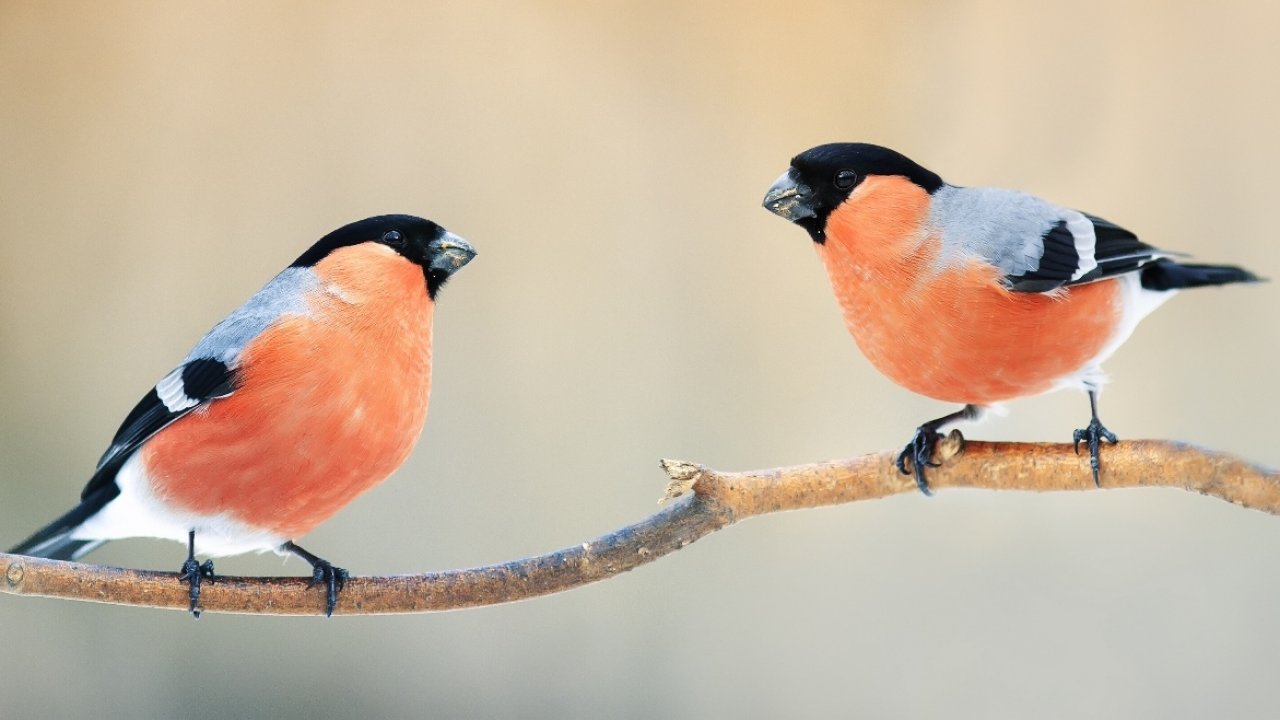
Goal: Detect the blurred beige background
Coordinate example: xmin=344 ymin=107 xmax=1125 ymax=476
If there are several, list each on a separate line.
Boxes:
xmin=2 ymin=1 xmax=1279 ymax=718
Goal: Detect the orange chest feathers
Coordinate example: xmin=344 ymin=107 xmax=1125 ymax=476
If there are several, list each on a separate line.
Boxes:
xmin=144 ymin=243 xmax=436 ymax=538
xmin=817 ymin=178 xmax=1121 ymax=404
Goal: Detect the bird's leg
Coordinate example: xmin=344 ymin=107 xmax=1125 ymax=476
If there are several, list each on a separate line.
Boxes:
xmin=281 ymin=541 xmax=349 ymax=618
xmin=1072 ymin=389 xmax=1118 ymax=487
xmin=896 ymin=404 xmax=982 ymax=496
xmin=177 ymin=529 xmax=216 ymax=619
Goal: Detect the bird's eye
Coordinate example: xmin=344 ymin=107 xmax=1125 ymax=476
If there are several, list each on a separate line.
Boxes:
xmin=382 ymin=230 xmax=404 ymax=245
xmin=834 ymin=169 xmax=858 ymax=190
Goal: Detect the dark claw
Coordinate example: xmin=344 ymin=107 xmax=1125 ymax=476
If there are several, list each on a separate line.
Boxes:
xmin=281 ymin=541 xmax=349 ymax=617
xmin=178 ymin=557 xmax=216 ymax=619
xmin=307 ymin=561 xmax=350 ymax=618
xmin=896 ymin=427 xmax=941 ymax=496
xmin=1072 ymin=418 xmax=1118 ymax=487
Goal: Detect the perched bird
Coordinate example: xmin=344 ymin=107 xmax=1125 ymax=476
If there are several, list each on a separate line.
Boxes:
xmin=8 ymin=214 xmax=476 ymax=616
xmin=763 ymin=143 xmax=1258 ymax=494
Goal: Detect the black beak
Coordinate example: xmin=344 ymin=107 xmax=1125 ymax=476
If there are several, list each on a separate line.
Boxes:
xmin=427 ymin=232 xmax=477 ymax=275
xmin=762 ymin=170 xmax=816 ymax=222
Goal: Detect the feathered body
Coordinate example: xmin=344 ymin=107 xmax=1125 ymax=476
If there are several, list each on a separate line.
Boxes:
xmin=75 ymin=242 xmax=435 ymax=556
xmin=9 ymin=214 xmax=475 ymax=615
xmin=817 ymin=176 xmax=1143 ymax=404
xmin=763 ymin=143 xmax=1258 ymax=491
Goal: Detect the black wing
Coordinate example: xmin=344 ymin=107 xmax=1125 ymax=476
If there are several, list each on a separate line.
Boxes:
xmin=1006 ymin=214 xmax=1166 ymax=293
xmin=80 ymin=357 xmax=236 ymax=500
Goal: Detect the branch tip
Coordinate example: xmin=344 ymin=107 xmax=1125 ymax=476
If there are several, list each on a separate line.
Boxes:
xmin=660 ymin=458 xmax=702 ymax=481
xmin=937 ymin=429 xmax=966 ymax=462
xmin=659 ymin=458 xmax=703 ymax=504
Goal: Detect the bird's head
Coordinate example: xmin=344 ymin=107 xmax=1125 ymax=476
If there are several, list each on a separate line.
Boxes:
xmin=762 ymin=143 xmax=943 ymax=243
xmin=294 ymin=214 xmax=477 ymax=298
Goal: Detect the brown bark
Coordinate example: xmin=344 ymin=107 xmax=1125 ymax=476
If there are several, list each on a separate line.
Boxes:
xmin=2 ymin=439 xmax=1275 ymax=616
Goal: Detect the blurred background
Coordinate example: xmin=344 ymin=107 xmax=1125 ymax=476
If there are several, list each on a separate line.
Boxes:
xmin=2 ymin=2 xmax=1279 ymax=718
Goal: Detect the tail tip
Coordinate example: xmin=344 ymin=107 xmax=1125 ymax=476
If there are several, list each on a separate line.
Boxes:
xmin=1140 ymin=259 xmax=1264 ymax=291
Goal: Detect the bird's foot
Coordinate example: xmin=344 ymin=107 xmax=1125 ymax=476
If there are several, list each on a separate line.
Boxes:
xmin=896 ymin=427 xmax=945 ymax=496
xmin=281 ymin=541 xmax=349 ymax=617
xmin=1072 ymin=418 xmax=1118 ymax=487
xmin=307 ymin=560 xmax=349 ymax=618
xmin=178 ymin=557 xmax=216 ymax=619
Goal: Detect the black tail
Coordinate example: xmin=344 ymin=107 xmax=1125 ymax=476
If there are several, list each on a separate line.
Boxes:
xmin=1140 ymin=258 xmax=1262 ymax=291
xmin=7 ymin=485 xmax=117 ymax=561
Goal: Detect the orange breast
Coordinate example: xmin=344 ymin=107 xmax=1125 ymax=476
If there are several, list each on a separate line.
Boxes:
xmin=818 ymin=177 xmax=1121 ymax=405
xmin=142 ymin=243 xmax=435 ymax=538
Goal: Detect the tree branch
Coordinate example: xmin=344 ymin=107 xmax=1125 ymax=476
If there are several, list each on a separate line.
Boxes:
xmin=2 ymin=439 xmax=1276 ymax=616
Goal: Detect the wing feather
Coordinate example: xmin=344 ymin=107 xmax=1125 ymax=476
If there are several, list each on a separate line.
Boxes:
xmin=80 ymin=359 xmax=235 ymax=500
xmin=1006 ymin=213 xmax=1166 ymax=293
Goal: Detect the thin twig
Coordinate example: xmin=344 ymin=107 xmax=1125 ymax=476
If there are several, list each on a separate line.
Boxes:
xmin=2 ymin=439 xmax=1275 ymax=616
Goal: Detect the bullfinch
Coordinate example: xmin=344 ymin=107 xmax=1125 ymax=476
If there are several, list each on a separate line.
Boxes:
xmin=762 ymin=143 xmax=1258 ymax=494
xmin=8 ymin=214 xmax=476 ymax=616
